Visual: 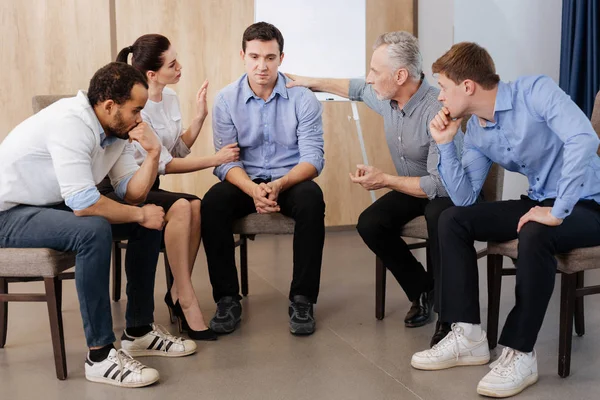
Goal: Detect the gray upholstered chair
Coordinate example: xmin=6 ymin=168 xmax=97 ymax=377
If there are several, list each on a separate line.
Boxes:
xmin=486 ymin=91 xmax=600 ymax=378
xmin=233 ymin=213 xmax=295 ymax=296
xmin=0 ymin=249 xmax=76 ymax=380
xmin=375 ymin=116 xmax=506 ymax=319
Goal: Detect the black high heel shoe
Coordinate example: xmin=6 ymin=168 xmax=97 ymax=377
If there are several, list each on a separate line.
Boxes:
xmin=164 ymin=292 xmax=178 ymax=324
xmin=175 ymin=301 xmax=218 ymax=341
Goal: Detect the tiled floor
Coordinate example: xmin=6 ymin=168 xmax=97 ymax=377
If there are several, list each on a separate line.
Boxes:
xmin=1 ymin=230 xmax=599 ymax=399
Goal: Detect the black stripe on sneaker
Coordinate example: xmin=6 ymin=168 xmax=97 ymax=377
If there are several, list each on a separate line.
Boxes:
xmin=103 ymin=363 xmax=117 ymax=378
xmin=147 ymin=336 xmax=160 ymax=350
xmin=121 ymin=370 xmax=132 ymax=381
xmin=85 ymin=358 xmax=94 ymax=366
xmin=165 ymin=341 xmax=173 ymax=352
xmin=111 ymin=369 xmax=121 ymax=380
xmin=156 ymin=340 xmax=164 ymax=351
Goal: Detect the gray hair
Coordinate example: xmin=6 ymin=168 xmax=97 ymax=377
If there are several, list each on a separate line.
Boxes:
xmin=373 ymin=31 xmax=422 ymax=80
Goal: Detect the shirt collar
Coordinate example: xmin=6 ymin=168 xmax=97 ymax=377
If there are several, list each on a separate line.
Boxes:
xmin=242 ymin=72 xmax=289 ymax=103
xmin=99 ymin=130 xmax=118 ymax=149
xmin=76 ymin=90 xmax=118 ymax=148
xmin=480 ymin=81 xmax=513 ymax=127
xmin=401 ymin=75 xmax=431 ymax=117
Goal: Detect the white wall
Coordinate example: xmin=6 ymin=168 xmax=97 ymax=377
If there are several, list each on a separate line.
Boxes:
xmin=419 ymin=0 xmax=563 ymax=200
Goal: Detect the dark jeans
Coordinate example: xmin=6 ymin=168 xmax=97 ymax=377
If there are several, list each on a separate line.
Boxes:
xmin=201 ymin=179 xmax=325 ymax=304
xmin=356 ymin=191 xmax=454 ymax=310
xmin=438 ymin=196 xmax=600 ymax=352
xmin=0 ymin=204 xmax=162 ymax=347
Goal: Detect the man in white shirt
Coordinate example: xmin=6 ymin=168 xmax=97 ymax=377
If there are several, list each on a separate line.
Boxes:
xmin=0 ymin=62 xmax=195 ymax=387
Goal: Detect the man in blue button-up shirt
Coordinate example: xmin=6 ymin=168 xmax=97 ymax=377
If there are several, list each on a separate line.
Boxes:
xmin=411 ymin=42 xmax=600 ymax=397
xmin=201 ymin=22 xmax=325 ymax=336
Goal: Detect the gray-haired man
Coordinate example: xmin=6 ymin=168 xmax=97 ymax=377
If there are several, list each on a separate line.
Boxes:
xmin=287 ymin=31 xmax=462 ymax=344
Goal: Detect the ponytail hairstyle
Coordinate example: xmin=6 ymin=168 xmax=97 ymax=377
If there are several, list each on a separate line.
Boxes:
xmin=116 ymin=34 xmax=171 ymax=75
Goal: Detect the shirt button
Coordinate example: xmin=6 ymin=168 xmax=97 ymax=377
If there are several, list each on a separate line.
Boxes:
xmin=400 ymin=156 xmax=405 ymax=160
xmin=507 ymin=147 xmax=511 ymax=151
xmin=536 ymin=178 xmax=540 ymax=181
xmin=581 ymin=183 xmax=584 ymax=187
xmin=495 ymin=126 xmax=500 ymax=130
xmin=521 ymin=164 xmax=525 ymax=168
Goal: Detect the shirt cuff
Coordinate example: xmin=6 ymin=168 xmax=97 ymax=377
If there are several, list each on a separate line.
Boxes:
xmin=551 ymin=198 xmax=575 ymax=220
xmin=348 ymin=79 xmax=365 ymax=101
xmin=214 ymin=161 xmax=244 ymax=181
xmin=115 ymin=173 xmax=135 ymax=200
xmin=158 ymin=153 xmax=173 ymax=175
xmin=299 ymin=156 xmax=325 ymax=176
xmin=65 ymin=187 xmax=101 ymax=211
xmin=419 ymin=176 xmax=440 ymax=200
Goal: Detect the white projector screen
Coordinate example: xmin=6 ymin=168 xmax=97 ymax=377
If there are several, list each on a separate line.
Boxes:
xmin=255 ymin=0 xmax=366 ymax=101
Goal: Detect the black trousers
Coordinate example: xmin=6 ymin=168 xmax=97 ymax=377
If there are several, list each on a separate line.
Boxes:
xmin=201 ymin=179 xmax=325 ymax=304
xmin=438 ymin=196 xmax=600 ymax=352
xmin=356 ymin=191 xmax=454 ymax=309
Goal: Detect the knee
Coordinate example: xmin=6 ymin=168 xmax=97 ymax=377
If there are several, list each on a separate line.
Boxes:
xmin=517 ymin=222 xmax=555 ymax=251
xmin=78 ymin=216 xmax=112 ymax=248
xmin=202 ymin=183 xmax=233 ymax=216
xmin=293 ymin=182 xmax=325 ymax=216
xmin=356 ymin=208 xmax=382 ymax=241
xmin=167 ymin=199 xmax=192 ymax=223
xmin=424 ymin=199 xmax=454 ymax=223
xmin=438 ymin=206 xmax=470 ymax=237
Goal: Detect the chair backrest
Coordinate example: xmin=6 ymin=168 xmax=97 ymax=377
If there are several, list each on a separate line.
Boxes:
xmin=459 ymin=114 xmax=505 ymax=202
xmin=32 ymin=95 xmax=73 ymax=114
xmin=592 ymin=91 xmax=600 ymax=155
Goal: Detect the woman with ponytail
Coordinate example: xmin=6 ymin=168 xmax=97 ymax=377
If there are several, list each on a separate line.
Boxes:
xmin=116 ymin=34 xmax=239 ymax=341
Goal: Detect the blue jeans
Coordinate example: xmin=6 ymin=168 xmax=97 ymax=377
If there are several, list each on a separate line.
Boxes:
xmin=0 ymin=204 xmax=162 ymax=347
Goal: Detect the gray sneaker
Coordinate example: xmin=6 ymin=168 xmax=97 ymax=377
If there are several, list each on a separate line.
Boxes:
xmin=209 ymin=296 xmax=242 ymax=334
xmin=289 ymin=295 xmax=315 ymax=335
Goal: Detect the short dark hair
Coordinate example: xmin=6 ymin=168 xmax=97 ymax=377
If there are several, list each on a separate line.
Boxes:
xmin=432 ymin=42 xmax=500 ymax=90
xmin=116 ymin=34 xmax=171 ymax=74
xmin=242 ymin=22 xmax=284 ymax=54
xmin=87 ymin=62 xmax=148 ymax=107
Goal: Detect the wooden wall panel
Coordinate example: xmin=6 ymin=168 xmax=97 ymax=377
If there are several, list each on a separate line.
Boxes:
xmin=0 ymin=0 xmax=112 ymax=140
xmin=1 ymin=0 xmax=415 ymax=227
xmin=115 ymin=0 xmax=254 ymax=198
xmin=315 ymin=0 xmax=416 ymax=226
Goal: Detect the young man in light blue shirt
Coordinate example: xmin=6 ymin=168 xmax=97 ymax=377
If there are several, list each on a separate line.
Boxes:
xmin=201 ymin=22 xmax=325 ymax=336
xmin=410 ymin=42 xmax=600 ymax=397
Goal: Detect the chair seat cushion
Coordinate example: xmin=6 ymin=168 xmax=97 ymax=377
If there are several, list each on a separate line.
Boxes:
xmin=399 ymin=216 xmax=428 ymax=240
xmin=233 ymin=213 xmax=295 ymax=235
xmin=0 ymin=248 xmax=76 ymax=277
xmin=487 ymin=240 xmax=600 ymax=274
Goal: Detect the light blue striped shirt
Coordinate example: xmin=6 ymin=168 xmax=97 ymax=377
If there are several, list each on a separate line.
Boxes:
xmin=438 ymin=75 xmax=600 ymax=219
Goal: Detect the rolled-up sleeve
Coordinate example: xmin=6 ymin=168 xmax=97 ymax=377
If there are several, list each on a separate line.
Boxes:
xmin=212 ymin=93 xmax=244 ymax=181
xmin=296 ymin=90 xmax=325 ymax=176
xmin=348 ymin=79 xmax=384 ymax=115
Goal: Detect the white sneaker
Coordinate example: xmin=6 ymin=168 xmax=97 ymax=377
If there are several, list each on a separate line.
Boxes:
xmin=477 ymin=347 xmax=538 ymax=398
xmin=411 ymin=323 xmax=490 ymax=370
xmin=121 ymin=324 xmax=197 ymax=357
xmin=85 ymin=348 xmax=159 ymax=388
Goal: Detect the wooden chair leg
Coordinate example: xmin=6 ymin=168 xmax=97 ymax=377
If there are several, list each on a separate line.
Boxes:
xmin=559 ymin=272 xmax=576 ymax=378
xmin=0 ymin=278 xmax=7 ymax=348
xmin=112 ymin=241 xmax=122 ymax=302
xmin=574 ymin=271 xmax=585 ymax=337
xmin=44 ymin=277 xmax=67 ymax=380
xmin=240 ymin=236 xmax=249 ymax=296
xmin=375 ymin=256 xmax=386 ymax=320
xmin=486 ymin=254 xmax=503 ymax=350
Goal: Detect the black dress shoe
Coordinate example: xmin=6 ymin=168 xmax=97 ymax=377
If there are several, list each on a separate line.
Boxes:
xmin=404 ymin=290 xmax=433 ymax=327
xmin=430 ymin=320 xmax=452 ymax=347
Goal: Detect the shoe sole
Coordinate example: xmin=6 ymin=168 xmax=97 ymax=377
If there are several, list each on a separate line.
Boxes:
xmin=290 ymin=325 xmax=315 ymax=336
xmin=411 ymin=354 xmax=490 ymax=370
xmin=405 ymin=317 xmax=433 ymax=328
xmin=85 ymin=374 xmax=159 ymax=388
xmin=123 ymin=347 xmax=197 ymax=358
xmin=210 ymin=318 xmax=241 ymax=334
xmin=476 ymin=373 xmax=538 ymax=398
